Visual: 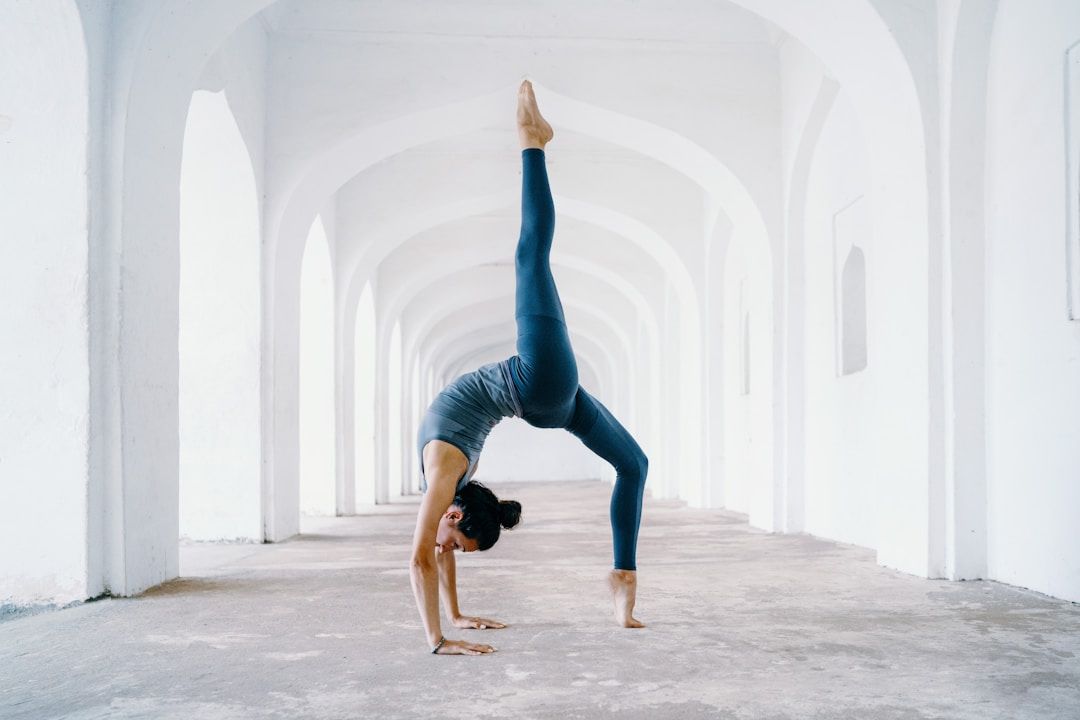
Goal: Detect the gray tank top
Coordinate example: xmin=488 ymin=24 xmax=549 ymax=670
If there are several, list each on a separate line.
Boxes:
xmin=416 ymin=358 xmax=523 ymax=493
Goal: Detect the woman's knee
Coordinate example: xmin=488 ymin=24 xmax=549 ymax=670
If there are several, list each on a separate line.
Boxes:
xmin=618 ymin=448 xmax=648 ymax=485
xmin=515 ymin=238 xmax=550 ymax=268
xmin=635 ymin=451 xmax=649 ymax=482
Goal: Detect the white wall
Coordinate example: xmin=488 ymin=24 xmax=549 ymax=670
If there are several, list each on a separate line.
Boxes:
xmin=331 ymin=131 xmax=708 ymax=508
xmin=8 ymin=0 xmax=1080 ymax=611
xmin=353 ymin=283 xmax=377 ymax=507
xmin=0 ymin=1 xmax=90 ymax=608
xmin=480 ymin=418 xmax=608 ymax=483
xmin=387 ymin=321 xmax=404 ymax=499
xmin=985 ymin=0 xmax=1080 ymax=603
xmin=800 ymin=90 xmax=877 ymax=551
xmin=722 ymin=233 xmax=773 ymax=526
xmin=263 ymin=6 xmax=782 ymax=513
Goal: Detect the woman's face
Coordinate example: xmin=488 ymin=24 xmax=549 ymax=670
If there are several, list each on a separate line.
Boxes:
xmin=435 ymin=506 xmax=480 ymax=554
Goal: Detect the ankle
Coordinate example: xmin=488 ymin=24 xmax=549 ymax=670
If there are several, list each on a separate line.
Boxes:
xmin=518 ymin=130 xmax=548 ymax=150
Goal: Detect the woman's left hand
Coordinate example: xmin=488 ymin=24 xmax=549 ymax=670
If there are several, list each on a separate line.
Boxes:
xmin=452 ymin=615 xmax=506 ymax=630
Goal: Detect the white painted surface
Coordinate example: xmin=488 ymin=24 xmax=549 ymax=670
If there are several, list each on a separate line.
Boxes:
xmin=3 ymin=0 xmax=1079 ymax=609
xmin=299 ymin=216 xmax=336 ymax=515
xmin=985 ymin=0 xmax=1080 ymax=602
xmin=387 ymin=321 xmax=404 ymax=499
xmin=178 ymin=89 xmax=262 ymax=542
xmin=0 ymin=1 xmax=90 ymax=607
xmin=480 ymin=418 xmax=608 ymax=483
xmin=801 ymin=91 xmax=878 ymax=552
xmin=722 ymin=231 xmax=774 ymax=528
xmin=354 ymin=283 xmax=377 ymax=507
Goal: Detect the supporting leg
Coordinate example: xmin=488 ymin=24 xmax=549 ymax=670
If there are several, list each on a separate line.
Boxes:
xmin=566 ymin=386 xmax=648 ymax=627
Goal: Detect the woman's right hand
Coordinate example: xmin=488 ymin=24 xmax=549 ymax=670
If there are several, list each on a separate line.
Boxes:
xmin=434 ymin=638 xmax=496 ymax=655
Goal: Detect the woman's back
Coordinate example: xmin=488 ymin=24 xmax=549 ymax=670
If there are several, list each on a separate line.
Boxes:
xmin=416 ymin=359 xmax=521 ymax=491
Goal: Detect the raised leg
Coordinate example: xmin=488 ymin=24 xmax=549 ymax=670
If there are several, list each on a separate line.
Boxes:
xmin=565 ymin=386 xmax=648 ymax=627
xmin=514 ymin=148 xmax=563 ymax=324
xmin=510 ymin=83 xmax=578 ymax=420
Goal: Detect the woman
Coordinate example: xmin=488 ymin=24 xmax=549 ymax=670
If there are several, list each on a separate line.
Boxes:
xmin=409 ymin=80 xmax=649 ymax=656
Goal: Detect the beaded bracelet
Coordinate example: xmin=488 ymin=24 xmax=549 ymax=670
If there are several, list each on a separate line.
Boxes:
xmin=432 ymin=636 xmax=446 ymax=654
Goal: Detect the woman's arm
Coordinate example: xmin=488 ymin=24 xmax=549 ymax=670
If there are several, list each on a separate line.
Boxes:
xmin=437 ymin=547 xmax=507 ymax=630
xmin=409 ymin=450 xmax=495 ymax=655
xmin=436 ymin=545 xmax=462 ymax=620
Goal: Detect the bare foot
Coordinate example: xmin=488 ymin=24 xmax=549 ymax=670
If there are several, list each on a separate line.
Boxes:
xmin=517 ymin=79 xmax=553 ymax=150
xmin=608 ymin=569 xmax=645 ymax=628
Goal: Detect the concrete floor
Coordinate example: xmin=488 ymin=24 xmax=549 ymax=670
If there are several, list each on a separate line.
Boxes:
xmin=3 ymin=480 xmax=1079 ymax=720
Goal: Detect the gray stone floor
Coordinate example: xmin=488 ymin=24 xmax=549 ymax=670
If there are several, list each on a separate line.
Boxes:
xmin=3 ymin=480 xmax=1079 ymax=719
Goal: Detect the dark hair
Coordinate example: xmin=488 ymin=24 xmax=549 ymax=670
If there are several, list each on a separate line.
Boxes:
xmin=455 ymin=480 xmax=522 ymax=551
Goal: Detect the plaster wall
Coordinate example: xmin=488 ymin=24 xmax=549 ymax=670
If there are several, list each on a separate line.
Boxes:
xmin=728 ymin=0 xmax=933 ymax=578
xmin=479 ymin=418 xmax=607 ymax=483
xmin=776 ymin=38 xmax=836 ymax=535
xmin=332 ymin=135 xmax=703 ymax=281
xmin=337 ymin=141 xmax=679 ymax=503
xmin=985 ymin=0 xmax=1080 ymax=602
xmin=264 ymin=2 xmax=782 ymax=252
xmin=262 ymin=15 xmax=781 ymax=511
xmin=21 ymin=0 xmax=1079 ymax=609
xmin=0 ymin=1 xmax=91 ymax=607
xmin=722 ymin=230 xmax=774 ymax=527
xmin=354 ymin=283 xmax=377 ymax=508
xmin=801 ymin=89 xmax=878 ymax=551
xmin=395 ymin=268 xmax=631 ymax=487
xmin=89 ymin=0 xmax=272 ymax=594
xmin=387 ymin=321 xmax=404 ymax=498
xmin=704 ymin=215 xmax=734 ymax=510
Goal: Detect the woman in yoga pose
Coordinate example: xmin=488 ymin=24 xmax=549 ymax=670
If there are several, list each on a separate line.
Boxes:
xmin=409 ymin=80 xmax=649 ymax=656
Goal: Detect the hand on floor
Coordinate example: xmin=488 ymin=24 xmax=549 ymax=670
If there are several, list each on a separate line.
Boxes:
xmin=452 ymin=615 xmax=506 ymax=630
xmin=435 ymin=638 xmax=497 ymax=655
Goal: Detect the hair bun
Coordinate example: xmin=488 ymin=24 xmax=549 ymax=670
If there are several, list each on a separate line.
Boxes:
xmin=497 ymin=499 xmax=522 ymax=530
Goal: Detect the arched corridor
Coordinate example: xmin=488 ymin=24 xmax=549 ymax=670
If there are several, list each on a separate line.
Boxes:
xmin=2 ymin=1 xmax=1080 ymax=716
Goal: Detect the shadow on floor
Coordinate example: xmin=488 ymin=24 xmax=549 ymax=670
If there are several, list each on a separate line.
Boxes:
xmin=138 ymin=576 xmax=268 ymax=598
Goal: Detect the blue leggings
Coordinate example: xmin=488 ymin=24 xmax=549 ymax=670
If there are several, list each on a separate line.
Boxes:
xmin=506 ymin=148 xmax=649 ymax=571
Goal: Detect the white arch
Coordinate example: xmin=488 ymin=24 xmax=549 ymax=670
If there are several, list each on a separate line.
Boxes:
xmin=387 ymin=320 xmax=404 ymax=499
xmin=409 ymin=328 xmax=614 ymax=492
xmin=346 ymin=191 xmax=698 ymax=507
xmin=386 ymin=247 xmax=663 ymax=448
xmin=441 ymin=338 xmax=607 ymax=402
xmin=780 ymin=74 xmax=840 ymax=534
xmin=725 ymin=0 xmax=932 ymax=576
xmin=415 ymin=296 xmax=632 ymax=425
xmin=178 ymin=89 xmax=262 ymax=541
xmin=418 ymin=305 xmax=624 ymax=403
xmin=299 ymin=216 xmax=336 ymax=516
xmin=340 ymin=193 xmax=666 ymax=476
xmin=271 ymin=82 xmax=768 ymax=267
xmin=403 ymin=276 xmax=638 ymax=393
xmin=722 ymin=230 xmax=774 ymax=526
xmin=101 ymin=0 xmax=932 ymax=595
xmin=99 ymin=0 xmax=272 ymax=594
xmin=353 ymin=282 xmax=377 ymax=509
xmin=273 ymin=87 xmax=752 ymax=517
xmin=370 ymin=194 xmax=664 ymax=347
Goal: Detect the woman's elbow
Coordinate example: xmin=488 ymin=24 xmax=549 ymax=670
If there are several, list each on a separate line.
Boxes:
xmin=410 ymin=554 xmax=435 ymax=572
